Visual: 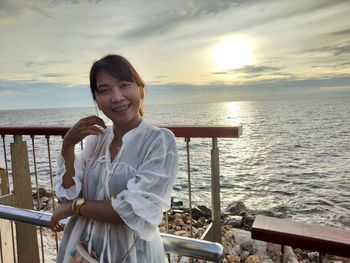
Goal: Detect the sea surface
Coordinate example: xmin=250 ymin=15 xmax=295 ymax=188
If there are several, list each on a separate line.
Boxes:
xmin=1 ymin=97 xmax=349 ymax=229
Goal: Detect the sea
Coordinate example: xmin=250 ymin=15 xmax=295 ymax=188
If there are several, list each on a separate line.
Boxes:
xmin=0 ymin=97 xmax=349 ymax=229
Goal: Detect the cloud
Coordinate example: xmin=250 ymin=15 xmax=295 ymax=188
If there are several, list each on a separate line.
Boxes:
xmin=214 ymin=65 xmax=283 ymax=75
xmin=304 ymin=43 xmax=350 ymax=56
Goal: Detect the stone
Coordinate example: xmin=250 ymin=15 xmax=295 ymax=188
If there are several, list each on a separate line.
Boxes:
xmin=197 ymin=205 xmax=212 ymax=217
xmin=307 ymin=251 xmax=319 ymax=261
xmin=233 ymin=245 xmax=242 ymax=256
xmin=174 ymin=230 xmax=187 ymax=236
xmin=223 ymin=215 xmax=243 ymax=228
xmin=242 ymin=214 xmax=256 ymax=230
xmin=224 ymin=229 xmax=235 ymax=242
xmin=245 ymin=255 xmax=261 ymax=263
xmin=173 ymin=218 xmax=186 ymax=226
xmin=225 ymin=201 xmax=247 ymax=215
xmin=227 ymin=255 xmax=240 ymax=263
xmin=32 ymin=187 xmax=53 ymax=198
xmin=283 ymin=246 xmax=298 ymax=263
xmin=241 ymin=240 xmax=255 ymax=254
xmin=231 ymin=228 xmax=252 ymax=246
xmin=240 ymin=251 xmax=250 ymax=261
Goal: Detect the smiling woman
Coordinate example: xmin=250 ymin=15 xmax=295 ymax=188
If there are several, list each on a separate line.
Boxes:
xmin=213 ymin=37 xmax=253 ymax=71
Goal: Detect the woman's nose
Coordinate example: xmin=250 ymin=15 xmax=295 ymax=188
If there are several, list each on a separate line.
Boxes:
xmin=111 ymin=88 xmax=125 ymax=102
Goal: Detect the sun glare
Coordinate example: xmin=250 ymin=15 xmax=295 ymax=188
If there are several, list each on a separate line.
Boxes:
xmin=213 ymin=38 xmax=253 ymax=71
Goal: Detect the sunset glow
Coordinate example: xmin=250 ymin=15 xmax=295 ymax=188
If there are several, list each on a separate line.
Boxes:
xmin=213 ymin=38 xmax=253 ymax=71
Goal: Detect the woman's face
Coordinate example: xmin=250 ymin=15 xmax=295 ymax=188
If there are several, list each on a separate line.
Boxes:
xmin=95 ymin=70 xmax=142 ymax=129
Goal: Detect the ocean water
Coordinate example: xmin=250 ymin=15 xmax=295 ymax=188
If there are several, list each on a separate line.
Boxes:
xmin=0 ymin=97 xmax=349 ymax=229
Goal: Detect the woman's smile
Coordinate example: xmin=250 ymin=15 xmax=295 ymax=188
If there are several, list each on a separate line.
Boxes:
xmin=111 ymin=103 xmax=131 ymax=113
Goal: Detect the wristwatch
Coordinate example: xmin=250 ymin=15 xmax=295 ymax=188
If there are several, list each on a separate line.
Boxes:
xmin=73 ymin=198 xmax=86 ymax=215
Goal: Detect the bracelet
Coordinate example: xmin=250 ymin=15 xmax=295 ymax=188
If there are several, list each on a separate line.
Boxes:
xmin=72 ymin=198 xmax=86 ymax=215
xmin=71 ymin=199 xmax=78 ymax=214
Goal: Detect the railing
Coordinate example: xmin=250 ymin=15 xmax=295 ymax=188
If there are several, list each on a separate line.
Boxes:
xmin=0 ymin=125 xmax=242 ymax=263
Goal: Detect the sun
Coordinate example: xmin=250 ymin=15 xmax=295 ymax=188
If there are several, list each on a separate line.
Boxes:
xmin=213 ymin=37 xmax=253 ymax=71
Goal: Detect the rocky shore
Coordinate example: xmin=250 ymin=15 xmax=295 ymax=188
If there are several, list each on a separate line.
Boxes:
xmin=32 ymin=188 xmax=349 ymax=263
xmin=160 ymin=198 xmax=350 ymax=263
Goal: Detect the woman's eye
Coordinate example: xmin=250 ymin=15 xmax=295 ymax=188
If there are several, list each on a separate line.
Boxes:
xmin=120 ymin=82 xmax=131 ymax=89
xmin=97 ymin=88 xmax=108 ymax=94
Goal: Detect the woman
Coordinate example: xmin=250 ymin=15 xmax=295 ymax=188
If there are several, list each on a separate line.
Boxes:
xmin=50 ymin=54 xmax=178 ymax=263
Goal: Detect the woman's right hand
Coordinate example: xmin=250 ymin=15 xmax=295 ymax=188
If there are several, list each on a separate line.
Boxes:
xmin=62 ymin=115 xmax=107 ymax=150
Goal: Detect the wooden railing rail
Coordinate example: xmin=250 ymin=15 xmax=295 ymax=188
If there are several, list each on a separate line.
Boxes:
xmin=252 ymin=215 xmax=350 ymax=262
xmin=1 ymin=125 xmax=242 ymax=138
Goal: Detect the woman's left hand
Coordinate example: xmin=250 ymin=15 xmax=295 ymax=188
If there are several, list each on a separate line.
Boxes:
xmin=50 ymin=201 xmax=74 ymax=232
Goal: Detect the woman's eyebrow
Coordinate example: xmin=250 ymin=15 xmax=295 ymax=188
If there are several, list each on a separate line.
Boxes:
xmin=96 ymin=83 xmax=108 ymax=89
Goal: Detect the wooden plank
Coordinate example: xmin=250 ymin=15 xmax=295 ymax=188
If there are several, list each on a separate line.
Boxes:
xmin=0 ymin=162 xmax=9 ymax=196
xmin=0 ymin=194 xmax=16 ymax=206
xmin=10 ymin=136 xmax=40 ymax=263
xmin=0 ymin=219 xmax=15 ymax=263
xmin=251 ymin=215 xmax=350 ymax=257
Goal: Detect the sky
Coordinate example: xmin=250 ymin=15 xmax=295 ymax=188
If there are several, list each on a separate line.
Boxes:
xmin=0 ymin=0 xmax=350 ymax=109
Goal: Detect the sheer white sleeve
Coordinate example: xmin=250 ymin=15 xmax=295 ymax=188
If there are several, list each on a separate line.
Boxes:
xmin=112 ymin=129 xmax=178 ymax=241
xmin=54 ymin=135 xmax=96 ymax=200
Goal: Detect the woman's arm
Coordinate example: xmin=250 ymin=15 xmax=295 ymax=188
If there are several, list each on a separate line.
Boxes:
xmin=79 ymin=200 xmax=124 ymax=225
xmin=61 ymin=115 xmax=106 ymax=188
xmin=49 ymin=199 xmax=124 ymax=232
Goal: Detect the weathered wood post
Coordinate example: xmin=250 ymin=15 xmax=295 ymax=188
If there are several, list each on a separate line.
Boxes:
xmin=0 ymin=161 xmax=9 ymax=196
xmin=0 ymin=160 xmax=15 ymax=263
xmin=11 ymin=135 xmax=40 ymax=263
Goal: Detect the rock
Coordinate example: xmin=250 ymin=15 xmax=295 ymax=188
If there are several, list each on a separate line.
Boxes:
xmin=173 ymin=218 xmax=186 ymax=226
xmin=253 ymin=240 xmax=267 ymax=254
xmin=197 ymin=205 xmax=212 ymax=217
xmin=245 ymin=255 xmax=261 ymax=263
xmin=227 ymin=255 xmax=241 ymax=263
xmin=174 ymin=230 xmax=187 ymax=236
xmin=283 ymin=246 xmax=298 ymax=263
xmin=266 ymin=243 xmax=282 ymax=262
xmin=193 ymin=220 xmax=204 ymax=228
xmin=224 ymin=244 xmax=238 ymax=256
xmin=223 ymin=215 xmax=243 ymax=228
xmin=32 ymin=187 xmax=53 ymax=198
xmin=240 ymin=251 xmax=250 ymax=261
xmin=307 ymin=251 xmax=319 ymax=261
xmin=231 ymin=228 xmax=252 ymax=246
xmin=233 ymin=245 xmax=242 ymax=256
xmin=225 ymin=201 xmax=247 ymax=215
xmin=241 ymin=240 xmax=256 ymax=254
xmin=242 ymin=214 xmax=256 ymax=230
xmin=224 ymin=229 xmax=235 ymax=242
xmin=191 ymin=206 xmax=211 ymax=219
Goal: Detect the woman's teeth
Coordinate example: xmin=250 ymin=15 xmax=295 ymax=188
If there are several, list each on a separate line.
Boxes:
xmin=112 ymin=104 xmax=130 ymax=112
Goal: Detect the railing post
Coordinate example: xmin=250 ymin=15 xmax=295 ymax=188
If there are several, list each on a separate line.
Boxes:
xmin=11 ymin=135 xmax=40 ymax=263
xmin=0 ymin=161 xmax=14 ymax=263
xmin=0 ymin=161 xmax=9 ymax=196
xmin=211 ymin=138 xmax=221 ymax=244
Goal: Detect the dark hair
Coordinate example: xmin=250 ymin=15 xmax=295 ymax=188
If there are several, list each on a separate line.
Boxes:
xmin=89 ymin=54 xmax=145 ymax=116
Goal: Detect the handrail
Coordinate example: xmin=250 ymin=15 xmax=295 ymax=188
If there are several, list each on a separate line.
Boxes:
xmin=0 ymin=204 xmax=224 ymax=262
xmin=0 ymin=125 xmax=242 ymax=138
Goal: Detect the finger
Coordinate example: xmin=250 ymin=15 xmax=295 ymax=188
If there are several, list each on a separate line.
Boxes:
xmin=81 ymin=126 xmax=105 ymax=136
xmin=81 ymin=116 xmax=106 ymax=128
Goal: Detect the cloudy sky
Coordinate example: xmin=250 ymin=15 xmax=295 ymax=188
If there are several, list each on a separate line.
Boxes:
xmin=0 ymin=0 xmax=350 ymax=109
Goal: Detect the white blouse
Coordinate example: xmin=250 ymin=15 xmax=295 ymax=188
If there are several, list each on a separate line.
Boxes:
xmin=54 ymin=120 xmax=178 ymax=263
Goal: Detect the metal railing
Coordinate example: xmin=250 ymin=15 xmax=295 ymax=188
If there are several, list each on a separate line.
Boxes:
xmin=0 ymin=124 xmax=242 ymax=262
